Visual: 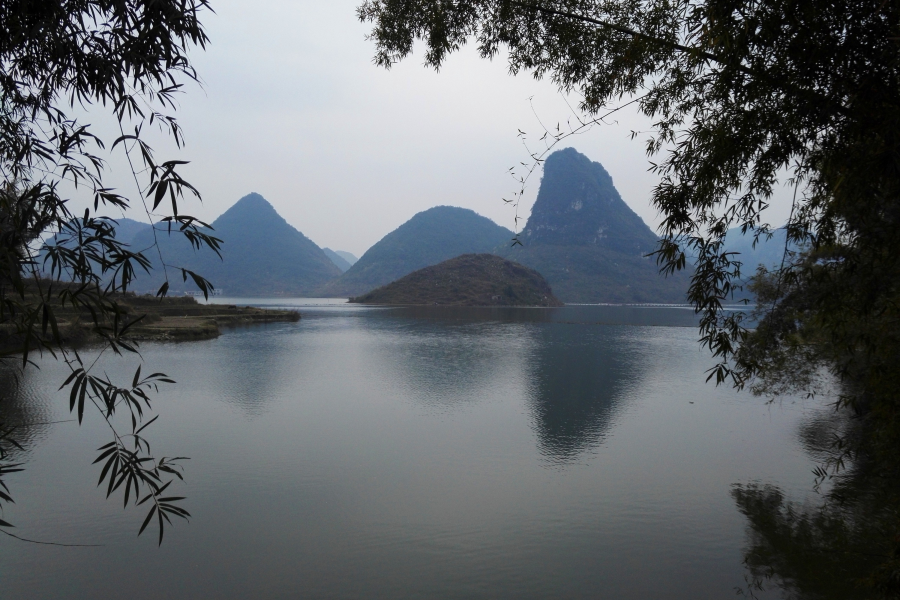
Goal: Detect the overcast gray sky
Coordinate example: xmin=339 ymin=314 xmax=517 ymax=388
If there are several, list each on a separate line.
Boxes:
xmin=94 ymin=0 xmax=792 ymax=257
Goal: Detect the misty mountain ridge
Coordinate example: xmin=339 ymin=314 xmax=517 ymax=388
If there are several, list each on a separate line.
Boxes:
xmin=108 ymin=217 xmax=152 ymax=245
xmin=129 ymin=192 xmax=341 ymax=296
xmin=323 ymin=248 xmax=353 ymax=272
xmin=723 ymin=227 xmax=793 ymax=274
xmin=42 ymin=183 xmax=788 ymax=304
xmin=43 ymin=216 xmax=150 ymax=249
xmin=318 ymin=206 xmax=513 ymax=297
xmin=334 ymin=250 xmax=357 ymax=266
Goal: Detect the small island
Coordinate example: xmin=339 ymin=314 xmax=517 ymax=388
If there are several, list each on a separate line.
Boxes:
xmin=123 ymin=295 xmax=300 ymax=341
xmin=349 ymin=254 xmax=563 ymax=307
xmin=0 ymin=289 xmax=300 ymax=352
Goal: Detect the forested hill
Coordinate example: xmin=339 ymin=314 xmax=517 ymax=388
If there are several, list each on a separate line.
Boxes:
xmin=498 ymin=148 xmax=690 ymax=303
xmin=318 ymin=206 xmax=513 ymax=297
xmin=350 ymin=254 xmax=562 ymax=307
xmin=128 ymin=193 xmax=341 ymax=296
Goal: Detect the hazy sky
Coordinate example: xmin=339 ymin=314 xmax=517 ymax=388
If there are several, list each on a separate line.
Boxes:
xmin=90 ymin=0 xmax=793 ymax=257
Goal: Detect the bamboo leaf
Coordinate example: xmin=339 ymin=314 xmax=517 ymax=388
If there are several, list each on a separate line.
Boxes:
xmin=138 ymin=504 xmax=157 ymax=536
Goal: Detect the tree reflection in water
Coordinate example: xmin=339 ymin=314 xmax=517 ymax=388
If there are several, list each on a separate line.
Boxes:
xmin=0 ymin=363 xmax=57 ymax=527
xmin=0 ymin=365 xmax=54 ymax=460
xmin=733 ymin=409 xmax=900 ymax=599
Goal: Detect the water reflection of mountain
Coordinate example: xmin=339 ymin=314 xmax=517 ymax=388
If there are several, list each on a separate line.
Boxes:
xmin=368 ymin=308 xmax=642 ymax=459
xmin=384 ymin=304 xmax=701 ymax=327
xmin=368 ymin=315 xmax=535 ymax=411
xmin=527 ymin=324 xmax=635 ymax=465
xmin=207 ymin=327 xmax=288 ymax=416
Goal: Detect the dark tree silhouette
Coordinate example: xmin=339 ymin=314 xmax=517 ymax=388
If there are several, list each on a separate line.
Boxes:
xmin=0 ymin=0 xmax=219 ymax=544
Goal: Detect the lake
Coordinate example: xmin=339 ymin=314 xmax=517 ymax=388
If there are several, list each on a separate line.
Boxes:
xmin=0 ymin=301 xmax=826 ymax=599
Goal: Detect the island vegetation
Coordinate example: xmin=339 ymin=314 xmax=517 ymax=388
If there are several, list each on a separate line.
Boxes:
xmin=350 ymin=254 xmax=562 ymax=307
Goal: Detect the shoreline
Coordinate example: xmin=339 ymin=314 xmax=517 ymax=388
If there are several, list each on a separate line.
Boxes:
xmin=0 ymin=295 xmax=301 ymax=353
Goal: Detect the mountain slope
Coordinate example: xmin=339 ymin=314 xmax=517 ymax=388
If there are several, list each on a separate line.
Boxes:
xmin=43 ymin=217 xmax=151 ymax=249
xmin=319 ymin=206 xmax=513 ymax=297
xmin=323 ymin=248 xmax=352 ymax=272
xmin=500 ymin=244 xmax=687 ymax=303
xmin=129 ymin=193 xmax=341 ymax=296
xmin=109 ymin=218 xmax=152 ymax=245
xmin=334 ymin=250 xmax=358 ymax=266
xmin=350 ymin=254 xmax=562 ymax=306
xmin=498 ymin=148 xmax=689 ymax=303
xmin=39 ymin=217 xmax=152 ymax=279
xmin=724 ymin=227 xmax=791 ymax=273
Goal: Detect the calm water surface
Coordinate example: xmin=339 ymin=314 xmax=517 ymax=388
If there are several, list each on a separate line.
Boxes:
xmin=0 ymin=301 xmax=824 ymax=599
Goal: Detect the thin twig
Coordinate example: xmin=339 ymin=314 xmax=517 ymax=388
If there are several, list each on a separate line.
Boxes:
xmin=0 ymin=527 xmax=102 ymax=547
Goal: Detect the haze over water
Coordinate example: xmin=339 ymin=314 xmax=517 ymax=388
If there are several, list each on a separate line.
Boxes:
xmin=1 ymin=302 xmax=821 ymax=599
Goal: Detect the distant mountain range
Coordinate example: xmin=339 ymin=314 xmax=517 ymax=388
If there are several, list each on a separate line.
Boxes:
xmin=39 ymin=216 xmax=153 ymax=279
xmin=109 ymin=217 xmax=153 ymax=245
xmin=334 ymin=250 xmax=358 ymax=266
xmin=317 ymin=206 xmax=514 ymax=297
xmin=723 ymin=227 xmax=791 ymax=274
xmin=323 ymin=248 xmax=352 ymax=272
xmin=39 ymin=174 xmax=793 ymax=301
xmin=323 ymin=249 xmax=358 ymax=272
xmin=350 ymin=253 xmax=562 ymax=307
xmin=128 ymin=193 xmax=341 ymax=296
xmin=42 ymin=216 xmax=152 ymax=248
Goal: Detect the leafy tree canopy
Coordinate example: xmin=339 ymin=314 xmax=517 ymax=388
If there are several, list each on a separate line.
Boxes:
xmin=0 ymin=0 xmax=216 ymax=544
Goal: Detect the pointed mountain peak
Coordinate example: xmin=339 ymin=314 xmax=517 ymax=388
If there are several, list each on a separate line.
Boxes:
xmin=221 ymin=192 xmax=277 ymax=216
xmin=213 ymin=193 xmax=290 ymax=231
xmin=131 ymin=191 xmax=342 ymax=295
xmin=522 ymin=148 xmax=657 ymax=254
